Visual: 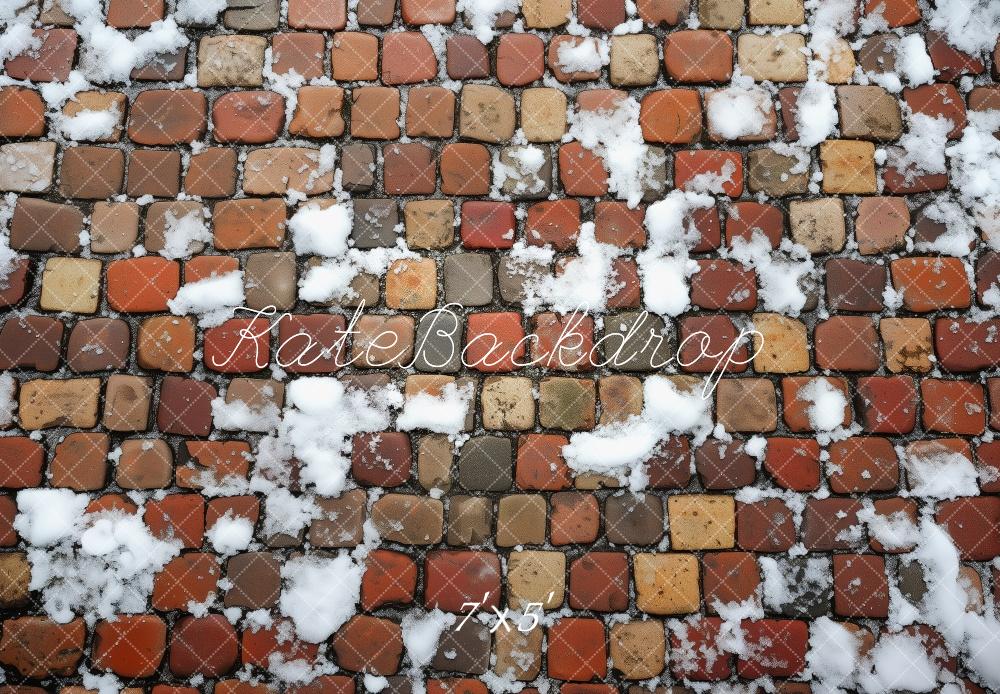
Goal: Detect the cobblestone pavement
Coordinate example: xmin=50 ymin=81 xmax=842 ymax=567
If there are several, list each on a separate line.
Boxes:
xmin=1 ymin=0 xmax=1000 ymax=692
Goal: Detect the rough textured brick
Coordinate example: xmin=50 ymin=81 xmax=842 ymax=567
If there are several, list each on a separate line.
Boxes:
xmin=663 ymin=31 xmax=733 ymax=82
xmin=3 ymin=8 xmax=999 ymax=692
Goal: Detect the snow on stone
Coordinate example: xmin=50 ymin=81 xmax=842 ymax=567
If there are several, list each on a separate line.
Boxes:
xmin=299 ymin=241 xmax=418 ymax=304
xmin=0 ymin=371 xmax=16 ymax=428
xmin=511 ymin=222 xmax=622 ymax=315
xmin=805 ymin=0 xmax=854 ymax=81
xmin=982 ymin=283 xmax=1000 ymax=310
xmin=35 ymin=70 xmax=90 ymax=111
xmin=684 ymin=161 xmax=740 ymax=196
xmin=457 ymin=0 xmax=520 ymax=44
xmin=80 ymin=669 xmax=123 ymax=694
xmin=279 ymin=553 xmax=364 ymax=643
xmin=713 ymin=596 xmax=762 ymax=658
xmin=57 ymin=104 xmax=120 ymax=141
xmin=562 ymin=376 xmax=713 ymax=489
xmin=298 ymin=261 xmax=359 ymax=303
xmin=72 ymin=14 xmax=189 ymax=84
xmin=639 ymin=253 xmax=697 ymax=317
xmin=211 ymin=393 xmax=282 ymax=433
xmin=0 ymin=0 xmax=35 ymax=22
xmin=873 ymin=520 xmax=1000 ymax=689
xmin=728 ymin=231 xmax=815 ymax=316
xmin=396 ymin=381 xmax=473 ymax=435
xmin=706 ymin=82 xmax=770 ymax=140
xmin=0 ymin=21 xmax=38 ymax=64
xmin=263 ymin=45 xmax=306 ymax=123
xmin=926 ymin=0 xmax=1000 ymax=56
xmin=290 ymin=203 xmax=353 ymax=258
xmin=13 ymin=488 xmax=88 ymax=547
xmin=668 ymin=618 xmax=727 ymax=680
xmin=806 ymin=616 xmax=862 ymax=691
xmin=174 ymin=0 xmax=227 ymax=24
xmin=803 ymin=0 xmax=848 ymax=98
xmin=401 ymin=609 xmax=456 ymax=668
xmin=895 ymin=34 xmax=936 ymax=87
xmin=638 ymin=190 xmax=714 ymax=317
xmin=556 ymin=36 xmax=609 ymax=74
xmin=857 ymin=630 xmax=940 ymax=693
xmin=913 ymin=197 xmax=977 ymax=257
xmin=882 ymin=283 xmax=904 ymax=312
xmin=901 ymin=446 xmax=979 ymax=499
xmin=963 ymin=614 xmax=1000 ymax=690
xmin=167 ymin=270 xmax=246 ymax=328
xmin=568 ymin=96 xmax=662 ymax=208
xmin=805 ymin=0 xmax=854 ymax=48
xmin=15 ymin=490 xmax=180 ymax=624
xmin=269 ymin=377 xmax=403 ymax=497
xmin=258 ymin=487 xmax=320 ymax=541
xmin=907 ymin=520 xmax=970 ymax=645
xmin=492 ymin=145 xmax=548 ymax=197
xmin=507 ymin=145 xmax=545 ymax=174
xmin=206 ymin=512 xmax=254 ymax=554
xmin=794 ymin=81 xmax=838 ymax=147
xmin=858 ymin=505 xmax=920 ymax=552
xmin=0 ymin=228 xmax=21 ymax=290
xmin=946 ymin=109 xmax=1000 ymax=246
xmin=798 ymin=378 xmax=847 ymax=432
xmin=739 ymin=437 xmax=765 ymax=465
xmin=759 ymin=556 xmax=832 ymax=613
xmin=159 ymin=209 xmax=212 ymax=260
xmin=266 ymin=653 xmax=333 ymax=686
xmin=364 ymin=675 xmax=389 ymax=693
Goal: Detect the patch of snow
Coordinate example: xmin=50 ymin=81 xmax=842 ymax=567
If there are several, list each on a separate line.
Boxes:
xmin=947 ymin=110 xmax=1000 ymax=246
xmin=206 ymin=512 xmax=254 ymax=554
xmin=859 ymin=505 xmax=920 ymax=551
xmin=401 ymin=609 xmax=456 ymax=668
xmin=798 ymin=378 xmax=847 ymax=432
xmin=456 ymin=0 xmax=520 ymax=44
xmin=58 ymin=103 xmax=120 ymax=141
xmin=13 ymin=488 xmax=88 ymax=547
xmin=174 ymin=0 xmax=227 ymax=24
xmin=0 ymin=21 xmax=39 ymax=64
xmin=568 ymin=96 xmax=663 ymax=208
xmin=914 ymin=197 xmax=977 ymax=257
xmin=562 ymin=376 xmax=713 ymax=489
xmin=264 ymin=377 xmax=402 ymax=497
xmin=706 ymin=83 xmax=770 ymax=140
xmin=926 ymin=0 xmax=1000 ymax=56
xmin=728 ymin=231 xmax=816 ymax=316
xmin=290 ymin=203 xmax=353 ymax=258
xmin=0 ymin=372 xmax=16 ymax=428
xmin=279 ymin=554 xmax=364 ymax=643
xmin=794 ymin=81 xmax=838 ymax=147
xmin=556 ymin=36 xmax=609 ymax=73
xmin=901 ymin=447 xmax=979 ymax=499
xmin=15 ymin=490 xmax=180 ymax=624
xmin=857 ymin=630 xmax=940 ymax=693
xmin=259 ymin=487 xmax=320 ymax=541
xmin=638 ymin=190 xmax=714 ymax=317
xmin=211 ymin=395 xmax=282 ymax=433
xmin=364 ymin=675 xmax=389 ymax=692
xmin=807 ymin=616 xmax=862 ymax=691
xmin=299 ymin=240 xmax=418 ymax=304
xmin=72 ymin=14 xmax=189 ymax=84
xmin=896 ymin=34 xmax=935 ymax=87
xmin=510 ymin=222 xmax=622 ymax=315
xmin=159 ymin=209 xmax=211 ymax=260
xmin=396 ymin=381 xmax=473 ymax=436
xmin=167 ymin=270 xmax=246 ymax=328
